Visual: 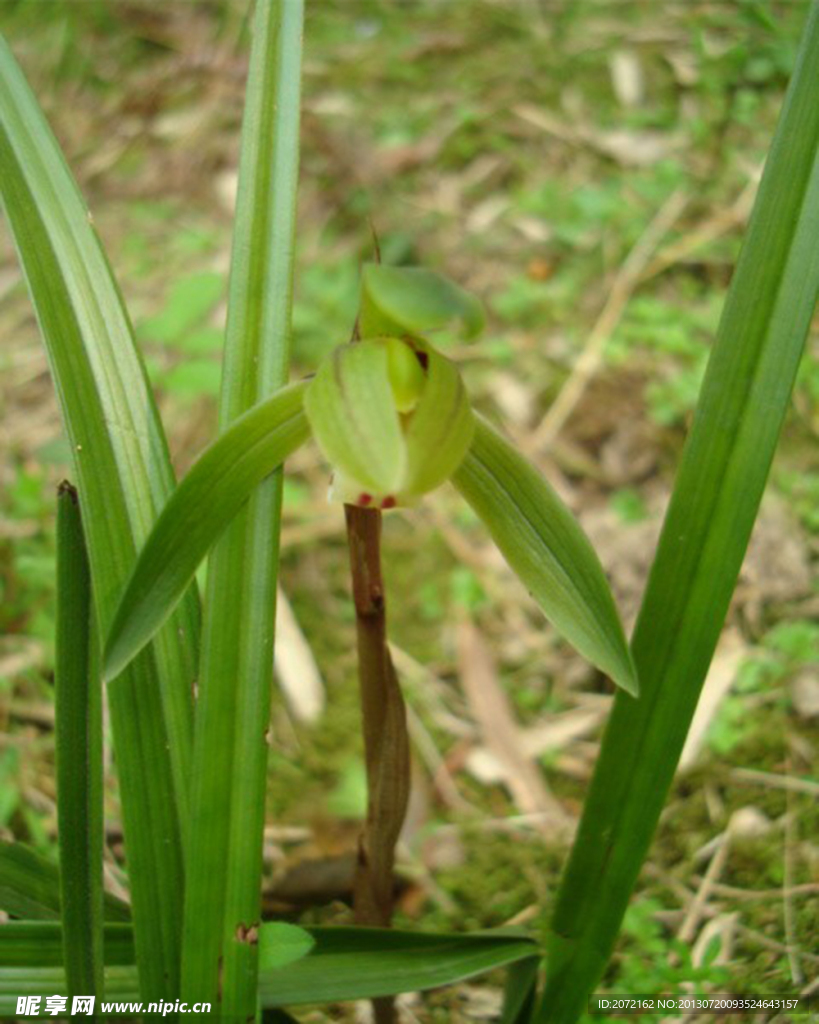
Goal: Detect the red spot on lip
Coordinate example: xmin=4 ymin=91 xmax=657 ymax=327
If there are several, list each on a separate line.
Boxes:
xmin=381 ymin=495 xmax=397 ymax=509
xmin=358 ymin=493 xmax=373 ymax=507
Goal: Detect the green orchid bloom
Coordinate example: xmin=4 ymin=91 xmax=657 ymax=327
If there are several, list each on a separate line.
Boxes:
xmin=304 ymin=335 xmax=475 ymax=509
xmin=102 ymin=266 xmax=638 ymax=697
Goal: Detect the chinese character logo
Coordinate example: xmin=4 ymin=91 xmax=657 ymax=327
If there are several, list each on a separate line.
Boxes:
xmin=71 ymin=996 xmax=95 ymax=1015
xmin=16 ymin=996 xmax=41 ymax=1015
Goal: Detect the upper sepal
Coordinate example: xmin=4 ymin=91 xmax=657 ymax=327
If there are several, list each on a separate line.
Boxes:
xmin=359 ymin=264 xmax=485 ymax=341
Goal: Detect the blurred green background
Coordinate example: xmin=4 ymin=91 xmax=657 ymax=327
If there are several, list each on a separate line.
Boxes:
xmin=0 ymin=2 xmax=817 ymax=1020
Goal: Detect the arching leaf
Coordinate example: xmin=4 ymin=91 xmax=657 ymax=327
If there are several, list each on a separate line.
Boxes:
xmin=103 ymin=383 xmax=310 ymax=683
xmin=454 ymin=417 xmax=637 ymax=696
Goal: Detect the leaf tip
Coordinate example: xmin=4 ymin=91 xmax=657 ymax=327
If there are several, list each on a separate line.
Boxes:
xmin=612 ymin=649 xmax=640 ymax=699
xmin=101 ymin=621 xmax=135 ymax=685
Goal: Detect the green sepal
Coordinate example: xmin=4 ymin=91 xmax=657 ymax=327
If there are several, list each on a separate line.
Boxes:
xmin=359 ymin=263 xmax=485 ymax=341
xmin=303 ymin=341 xmax=405 ymax=497
xmin=304 ymin=337 xmax=475 ymax=507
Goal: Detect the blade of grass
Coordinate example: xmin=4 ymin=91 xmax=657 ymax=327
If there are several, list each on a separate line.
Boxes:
xmin=0 ymin=923 xmax=538 ymax=1013
xmin=453 ymin=416 xmax=637 ymax=695
xmin=181 ymin=0 xmax=305 ymax=1017
xmin=0 ymin=35 xmax=199 ymax=996
xmin=258 ymin=927 xmax=540 ymax=1006
xmin=537 ymin=5 xmax=819 ymax=1020
xmin=0 ymin=968 xmax=140 ymax=1016
xmin=55 ymin=483 xmax=102 ymax=1012
xmin=103 ymin=383 xmax=310 ymax=683
xmin=501 ymin=958 xmax=540 ymax=1024
xmin=0 ymin=922 xmax=135 ymax=968
xmin=0 ymin=842 xmax=130 ymax=922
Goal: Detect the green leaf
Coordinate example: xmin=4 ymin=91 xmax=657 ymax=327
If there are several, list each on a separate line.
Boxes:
xmin=0 ymin=922 xmax=137 ymax=1019
xmin=0 ymin=968 xmax=140 ymax=1018
xmin=0 ymin=35 xmax=198 ymax=997
xmin=453 ymin=417 xmax=637 ymax=695
xmin=501 ymin=958 xmax=540 ymax=1024
xmin=258 ymin=923 xmax=315 ymax=972
xmin=0 ymin=843 xmax=60 ymax=921
xmin=538 ymin=5 xmax=819 ymax=1021
xmin=0 ymin=922 xmax=134 ymax=968
xmin=103 ymin=381 xmax=310 ymax=683
xmin=360 ymin=263 xmax=485 ymax=340
xmin=55 ymin=484 xmax=103 ymax=1009
xmin=258 ymin=927 xmax=540 ymax=1006
xmin=180 ymin=0 xmax=305 ymax=1017
xmin=0 ymin=922 xmax=538 ymax=1015
xmin=0 ymin=842 xmax=129 ymax=923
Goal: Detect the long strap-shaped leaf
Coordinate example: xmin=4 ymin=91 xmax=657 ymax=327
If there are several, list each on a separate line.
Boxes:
xmin=453 ymin=416 xmax=637 ymax=696
xmin=0 ymin=842 xmax=130 ymax=923
xmin=0 ymin=968 xmax=141 ymax=1017
xmin=0 ymin=36 xmax=199 ymax=997
xmin=56 ymin=484 xmax=103 ymax=1013
xmin=181 ymin=0 xmax=305 ymax=1017
xmin=0 ymin=923 xmax=135 ymax=968
xmin=0 ymin=923 xmax=537 ymax=1015
xmin=501 ymin=958 xmax=540 ymax=1024
xmin=258 ymin=927 xmax=539 ymax=1006
xmin=537 ymin=5 xmax=819 ymax=1021
xmin=103 ymin=382 xmax=310 ymax=683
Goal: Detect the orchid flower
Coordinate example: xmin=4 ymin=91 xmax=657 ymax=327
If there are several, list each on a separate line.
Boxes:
xmin=103 ymin=264 xmax=638 ymax=697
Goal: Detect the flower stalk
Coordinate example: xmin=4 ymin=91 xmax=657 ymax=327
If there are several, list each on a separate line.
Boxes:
xmin=345 ymin=503 xmax=410 ymax=1024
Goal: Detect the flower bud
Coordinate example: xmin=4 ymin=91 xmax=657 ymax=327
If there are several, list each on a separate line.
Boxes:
xmin=304 ymin=336 xmax=475 ymax=509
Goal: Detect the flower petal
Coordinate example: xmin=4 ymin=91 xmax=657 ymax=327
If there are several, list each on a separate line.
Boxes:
xmin=304 ymin=342 xmax=406 ymax=497
xmin=402 ymin=340 xmax=475 ymax=497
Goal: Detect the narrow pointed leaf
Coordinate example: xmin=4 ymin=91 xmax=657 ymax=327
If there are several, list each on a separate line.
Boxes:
xmin=0 ymin=922 xmax=538 ymax=1013
xmin=103 ymin=381 xmax=310 ymax=683
xmin=258 ymin=927 xmax=539 ymax=1006
xmin=0 ymin=923 xmax=138 ymax=1015
xmin=0 ymin=842 xmax=130 ymax=923
xmin=0 ymin=844 xmax=60 ymax=922
xmin=55 ymin=484 xmax=103 ymax=1009
xmin=0 ymin=923 xmax=135 ymax=968
xmin=25 ymin=924 xmax=529 ymax=1013
xmin=501 ymin=958 xmax=540 ymax=1024
xmin=538 ymin=6 xmax=819 ymax=1021
xmin=0 ymin=968 xmax=140 ymax=1017
xmin=0 ymin=35 xmax=198 ymax=996
xmin=258 ymin=923 xmax=315 ymax=972
xmin=453 ymin=417 xmax=637 ymax=695
xmin=360 ymin=263 xmax=485 ymax=340
xmin=181 ymin=0 xmax=305 ymax=1017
